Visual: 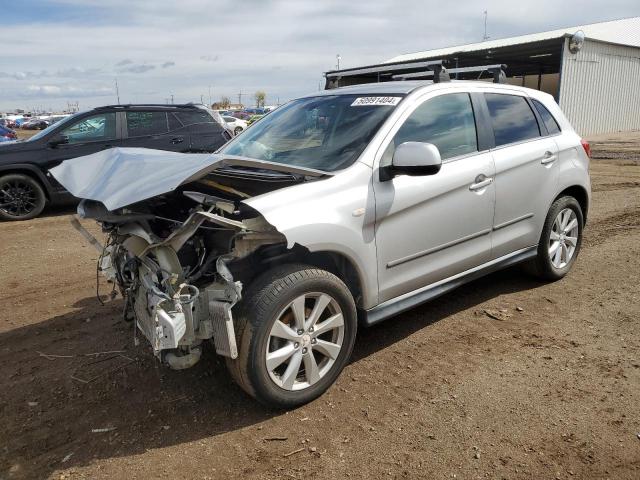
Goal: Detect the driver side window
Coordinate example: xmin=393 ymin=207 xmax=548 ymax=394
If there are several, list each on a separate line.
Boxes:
xmin=382 ymin=93 xmax=478 ymax=166
xmin=61 ymin=113 xmax=116 ymax=144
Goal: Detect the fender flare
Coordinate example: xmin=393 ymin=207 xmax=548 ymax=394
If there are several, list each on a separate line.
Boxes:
xmin=0 ymin=163 xmax=54 ymax=196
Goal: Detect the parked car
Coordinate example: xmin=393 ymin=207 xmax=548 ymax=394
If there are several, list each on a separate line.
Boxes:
xmin=222 ymin=115 xmax=248 ymax=135
xmin=0 ymin=125 xmax=18 ymax=140
xmin=22 ymin=118 xmax=50 ymax=130
xmin=50 ymin=81 xmax=590 ymax=408
xmin=244 ymin=107 xmax=267 ymax=115
xmin=0 ymin=103 xmax=232 ymax=220
xmin=230 ymin=111 xmax=251 ymax=121
xmin=246 ymin=114 xmax=264 ymax=126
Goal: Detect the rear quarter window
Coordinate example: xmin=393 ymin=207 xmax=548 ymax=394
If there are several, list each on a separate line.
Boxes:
xmin=485 ymin=93 xmax=540 ymax=147
xmin=175 ymin=110 xmax=215 ymax=126
xmin=532 ymin=99 xmax=561 ymax=135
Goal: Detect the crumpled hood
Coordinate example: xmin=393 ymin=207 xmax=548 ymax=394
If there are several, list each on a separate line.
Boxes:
xmin=49 ymin=147 xmax=327 ymax=211
xmin=49 ymin=148 xmax=216 ymax=210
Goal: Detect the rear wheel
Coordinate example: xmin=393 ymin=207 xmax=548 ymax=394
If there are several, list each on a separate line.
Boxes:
xmin=234 ymin=126 xmax=243 ymax=135
xmin=226 ymin=264 xmax=357 ymax=408
xmin=0 ymin=173 xmax=46 ymax=221
xmin=527 ymin=196 xmax=583 ymax=280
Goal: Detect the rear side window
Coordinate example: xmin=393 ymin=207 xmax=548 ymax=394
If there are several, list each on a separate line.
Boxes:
xmin=175 ymin=110 xmax=215 ymax=126
xmin=532 ymin=99 xmax=561 ymax=135
xmin=392 ymin=93 xmax=478 ymax=160
xmin=485 ymin=94 xmax=540 ymax=147
xmin=126 ymin=111 xmax=168 ymax=137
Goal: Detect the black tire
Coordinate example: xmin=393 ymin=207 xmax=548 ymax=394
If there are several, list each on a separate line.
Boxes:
xmin=226 ymin=264 xmax=357 ymax=408
xmin=0 ymin=173 xmax=47 ymax=221
xmin=234 ymin=126 xmax=243 ymax=135
xmin=526 ymin=196 xmax=584 ymax=281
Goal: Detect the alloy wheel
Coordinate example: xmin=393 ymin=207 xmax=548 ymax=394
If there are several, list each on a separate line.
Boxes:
xmin=0 ymin=178 xmax=39 ymax=218
xmin=549 ymin=208 xmax=579 ymax=268
xmin=266 ymin=292 xmax=345 ymax=391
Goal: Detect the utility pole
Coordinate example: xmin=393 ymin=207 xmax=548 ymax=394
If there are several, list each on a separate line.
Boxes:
xmin=237 ymin=89 xmax=244 ymax=106
xmin=483 ymin=10 xmax=490 ymax=41
xmin=208 ymin=85 xmax=212 ymax=106
xmin=115 ymin=78 xmax=120 ymax=105
xmin=170 ymin=94 xmax=174 ymax=104
xmin=336 ymin=54 xmax=341 ymax=70
xmin=200 ymin=94 xmax=204 ymax=104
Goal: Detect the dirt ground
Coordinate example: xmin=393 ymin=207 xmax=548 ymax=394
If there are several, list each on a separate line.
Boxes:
xmin=1 ymin=132 xmax=639 ymax=480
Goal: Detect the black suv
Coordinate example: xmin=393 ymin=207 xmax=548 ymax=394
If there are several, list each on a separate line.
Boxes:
xmin=0 ymin=104 xmax=233 ymax=220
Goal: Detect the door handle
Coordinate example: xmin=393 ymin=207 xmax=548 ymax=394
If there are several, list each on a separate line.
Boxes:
xmin=469 ymin=174 xmax=493 ymax=191
xmin=170 ymin=137 xmax=184 ymax=144
xmin=541 ymin=151 xmax=557 ymax=164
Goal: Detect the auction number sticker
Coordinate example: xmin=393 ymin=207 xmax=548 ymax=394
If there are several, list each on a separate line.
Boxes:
xmin=351 ymin=96 xmax=402 ymax=106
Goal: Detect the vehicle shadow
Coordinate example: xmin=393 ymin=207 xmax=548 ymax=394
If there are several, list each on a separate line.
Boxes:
xmin=0 ymin=266 xmax=543 ymax=479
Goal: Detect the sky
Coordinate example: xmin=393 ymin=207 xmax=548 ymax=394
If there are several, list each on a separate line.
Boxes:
xmin=0 ymin=0 xmax=638 ymax=112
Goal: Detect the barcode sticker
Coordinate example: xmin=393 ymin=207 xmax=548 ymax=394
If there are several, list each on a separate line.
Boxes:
xmin=351 ymin=96 xmax=402 ymax=107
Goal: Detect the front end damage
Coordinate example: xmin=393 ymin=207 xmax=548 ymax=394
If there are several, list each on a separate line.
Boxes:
xmin=53 ymin=148 xmax=326 ymax=369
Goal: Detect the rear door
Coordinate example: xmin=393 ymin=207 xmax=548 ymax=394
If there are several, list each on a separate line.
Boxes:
xmin=122 ymin=110 xmax=188 ymax=152
xmin=484 ymin=92 xmax=560 ymax=258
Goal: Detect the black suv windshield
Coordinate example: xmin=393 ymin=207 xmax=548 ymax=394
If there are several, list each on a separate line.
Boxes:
xmin=220 ymin=94 xmax=403 ymax=171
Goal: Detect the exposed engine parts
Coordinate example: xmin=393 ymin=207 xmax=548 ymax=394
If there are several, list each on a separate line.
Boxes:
xmin=74 ymin=171 xmax=291 ymax=370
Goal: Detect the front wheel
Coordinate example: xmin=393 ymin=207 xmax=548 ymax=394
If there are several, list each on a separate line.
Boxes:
xmin=226 ymin=264 xmax=357 ymax=408
xmin=234 ymin=126 xmax=243 ymax=135
xmin=527 ymin=196 xmax=584 ymax=281
xmin=0 ymin=173 xmax=47 ymax=221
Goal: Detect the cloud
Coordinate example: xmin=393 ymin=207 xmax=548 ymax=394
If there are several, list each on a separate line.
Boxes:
xmin=200 ymin=55 xmax=219 ymax=62
xmin=116 ymin=59 xmax=133 ymax=66
xmin=117 ymin=64 xmax=156 ymax=74
xmin=162 ymin=61 xmax=175 ymax=68
xmin=23 ymin=84 xmax=113 ymax=98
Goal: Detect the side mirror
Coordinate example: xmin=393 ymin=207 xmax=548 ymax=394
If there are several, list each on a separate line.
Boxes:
xmin=49 ymin=134 xmax=69 ymax=147
xmin=381 ymin=142 xmax=442 ymax=181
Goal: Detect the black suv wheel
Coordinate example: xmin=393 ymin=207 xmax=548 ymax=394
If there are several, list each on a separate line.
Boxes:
xmin=0 ymin=173 xmax=47 ymax=221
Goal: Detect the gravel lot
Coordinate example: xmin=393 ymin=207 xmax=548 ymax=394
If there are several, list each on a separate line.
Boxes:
xmin=1 ymin=132 xmax=639 ymax=480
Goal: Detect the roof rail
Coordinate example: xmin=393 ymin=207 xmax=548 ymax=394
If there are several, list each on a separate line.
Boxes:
xmin=93 ymin=103 xmax=202 ymax=110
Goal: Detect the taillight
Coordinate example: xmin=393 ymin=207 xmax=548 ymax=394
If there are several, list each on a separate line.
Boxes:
xmin=580 ymin=138 xmax=591 ymax=158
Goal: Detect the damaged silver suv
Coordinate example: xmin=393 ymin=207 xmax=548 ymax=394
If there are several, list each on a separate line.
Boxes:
xmin=52 ymin=81 xmax=591 ymax=408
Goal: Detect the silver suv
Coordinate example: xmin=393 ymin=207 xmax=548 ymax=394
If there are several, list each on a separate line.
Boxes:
xmin=52 ymin=80 xmax=591 ymax=408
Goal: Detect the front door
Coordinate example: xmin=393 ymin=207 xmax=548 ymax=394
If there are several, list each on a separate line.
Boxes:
xmin=373 ymin=92 xmax=496 ymax=303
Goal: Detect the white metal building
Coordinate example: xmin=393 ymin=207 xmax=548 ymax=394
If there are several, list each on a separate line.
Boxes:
xmin=326 ymin=17 xmax=640 ymax=135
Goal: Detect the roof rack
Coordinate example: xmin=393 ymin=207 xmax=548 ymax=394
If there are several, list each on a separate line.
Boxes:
xmin=392 ymin=64 xmax=508 ymax=83
xmin=325 ymin=59 xmax=507 ymax=89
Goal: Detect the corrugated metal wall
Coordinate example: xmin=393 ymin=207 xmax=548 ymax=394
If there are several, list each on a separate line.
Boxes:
xmin=559 ymin=38 xmax=640 ymax=135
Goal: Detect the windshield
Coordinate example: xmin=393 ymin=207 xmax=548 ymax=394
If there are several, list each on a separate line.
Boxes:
xmin=27 ymin=112 xmax=82 ymax=142
xmin=220 ymin=94 xmax=403 ymax=171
